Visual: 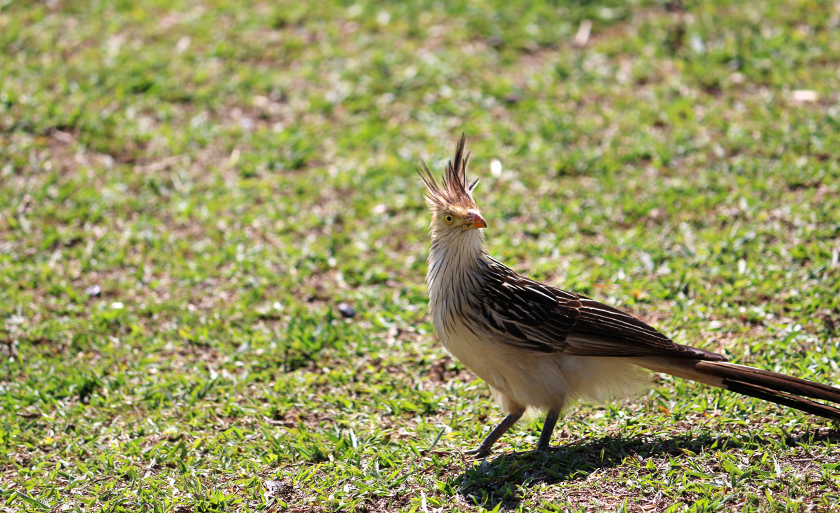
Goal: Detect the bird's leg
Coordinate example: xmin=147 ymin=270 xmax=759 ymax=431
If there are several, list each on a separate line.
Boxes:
xmin=465 ymin=410 xmax=524 ymax=458
xmin=536 ymin=408 xmax=560 ymax=452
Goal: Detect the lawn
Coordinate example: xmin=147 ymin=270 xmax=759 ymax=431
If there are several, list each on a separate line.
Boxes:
xmin=1 ymin=0 xmax=840 ymax=511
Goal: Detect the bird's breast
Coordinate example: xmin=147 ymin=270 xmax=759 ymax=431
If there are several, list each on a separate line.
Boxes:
xmin=427 ymin=261 xmax=504 ymax=378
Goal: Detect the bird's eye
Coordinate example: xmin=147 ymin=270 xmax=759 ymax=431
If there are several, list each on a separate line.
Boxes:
xmin=444 ymin=214 xmax=454 ymax=224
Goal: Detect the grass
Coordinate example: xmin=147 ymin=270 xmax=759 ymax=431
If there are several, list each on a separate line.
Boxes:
xmin=1 ymin=0 xmax=840 ymax=511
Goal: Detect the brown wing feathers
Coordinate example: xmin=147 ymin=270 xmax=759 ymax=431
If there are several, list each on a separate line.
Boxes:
xmin=571 ymin=297 xmax=721 ymax=359
xmin=479 ymin=260 xmax=725 ymax=360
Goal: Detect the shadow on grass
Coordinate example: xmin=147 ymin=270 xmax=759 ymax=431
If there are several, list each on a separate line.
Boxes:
xmin=452 ymin=428 xmax=840 ymax=510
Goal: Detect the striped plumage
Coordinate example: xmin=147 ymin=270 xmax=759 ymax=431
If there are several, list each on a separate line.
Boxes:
xmin=421 ymin=134 xmax=840 ymax=457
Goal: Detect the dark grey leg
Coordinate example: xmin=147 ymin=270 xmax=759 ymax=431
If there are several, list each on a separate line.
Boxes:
xmin=537 ymin=408 xmax=560 ymax=452
xmin=465 ymin=410 xmax=524 ymax=458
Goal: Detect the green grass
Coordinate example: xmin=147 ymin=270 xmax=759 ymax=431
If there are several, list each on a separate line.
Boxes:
xmin=2 ymin=0 xmax=840 ymax=511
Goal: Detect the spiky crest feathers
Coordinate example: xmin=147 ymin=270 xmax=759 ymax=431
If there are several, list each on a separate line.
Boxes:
xmin=418 ymin=133 xmax=480 ymax=217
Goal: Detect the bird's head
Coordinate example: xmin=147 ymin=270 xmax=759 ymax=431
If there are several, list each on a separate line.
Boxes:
xmin=418 ymin=134 xmax=487 ymax=239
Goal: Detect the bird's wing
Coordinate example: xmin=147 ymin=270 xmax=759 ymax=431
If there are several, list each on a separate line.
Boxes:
xmin=476 ymin=259 xmax=725 ymax=360
xmin=478 ymin=261 xmax=581 ymax=353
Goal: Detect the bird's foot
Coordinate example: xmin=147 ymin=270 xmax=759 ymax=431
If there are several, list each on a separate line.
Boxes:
xmin=535 ymin=443 xmax=552 ymax=454
xmin=464 ymin=445 xmax=493 ymax=459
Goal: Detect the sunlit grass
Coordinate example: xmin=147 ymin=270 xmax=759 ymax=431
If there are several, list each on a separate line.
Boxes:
xmin=1 ymin=0 xmax=839 ymax=511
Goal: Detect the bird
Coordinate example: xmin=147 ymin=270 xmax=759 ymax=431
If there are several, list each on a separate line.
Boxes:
xmin=419 ymin=134 xmax=840 ymax=458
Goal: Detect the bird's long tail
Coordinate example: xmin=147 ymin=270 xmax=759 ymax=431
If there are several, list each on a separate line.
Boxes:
xmin=637 ymin=357 xmax=840 ymax=422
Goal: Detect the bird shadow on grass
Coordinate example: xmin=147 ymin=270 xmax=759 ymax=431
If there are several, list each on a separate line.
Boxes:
xmin=451 ymin=428 xmax=840 ymax=511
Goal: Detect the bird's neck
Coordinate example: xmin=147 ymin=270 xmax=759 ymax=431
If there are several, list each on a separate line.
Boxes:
xmin=426 ymin=229 xmax=486 ymax=306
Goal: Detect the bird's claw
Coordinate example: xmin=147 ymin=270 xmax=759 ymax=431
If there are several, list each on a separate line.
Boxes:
xmin=535 ymin=444 xmax=552 ymax=454
xmin=464 ymin=445 xmax=493 ymax=459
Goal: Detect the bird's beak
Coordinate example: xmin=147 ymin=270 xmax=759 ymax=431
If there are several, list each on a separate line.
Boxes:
xmin=466 ymin=210 xmax=487 ymax=230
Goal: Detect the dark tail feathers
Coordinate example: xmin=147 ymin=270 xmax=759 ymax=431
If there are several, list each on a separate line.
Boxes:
xmin=638 ymin=357 xmax=840 ymax=422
